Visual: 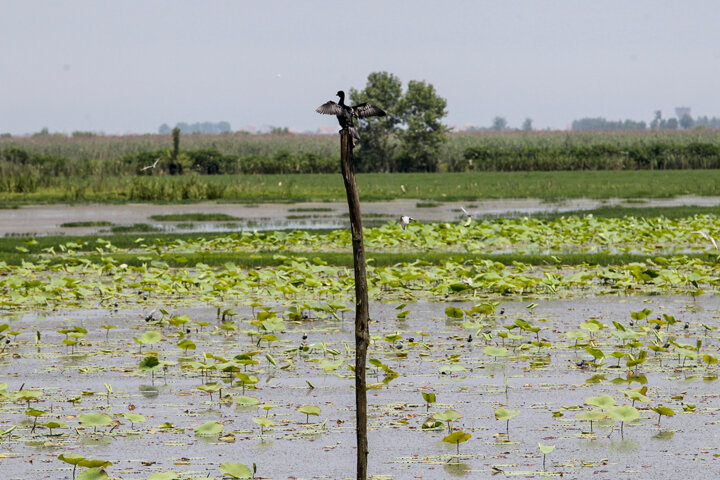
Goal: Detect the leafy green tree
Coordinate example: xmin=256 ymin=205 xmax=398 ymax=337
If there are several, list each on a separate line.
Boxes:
xmin=395 ymin=80 xmax=449 ymax=172
xmin=350 ymin=72 xmax=448 ymax=172
xmin=349 ymin=72 xmax=403 ymax=172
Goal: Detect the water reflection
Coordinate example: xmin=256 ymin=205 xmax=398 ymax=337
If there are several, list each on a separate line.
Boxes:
xmin=444 ymin=461 xmax=472 ymax=477
xmin=139 ymin=384 xmax=160 ymax=398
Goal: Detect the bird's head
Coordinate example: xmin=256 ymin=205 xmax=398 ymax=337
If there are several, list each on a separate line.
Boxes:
xmin=336 ymin=90 xmax=345 ymax=99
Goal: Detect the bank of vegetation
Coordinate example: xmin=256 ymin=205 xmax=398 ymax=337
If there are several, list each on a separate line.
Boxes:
xmin=2 ymin=129 xmax=720 ymax=202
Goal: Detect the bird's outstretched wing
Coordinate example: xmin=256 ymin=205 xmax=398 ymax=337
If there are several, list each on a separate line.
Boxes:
xmin=316 ymin=101 xmax=343 ymax=115
xmin=352 ymin=103 xmax=386 ymax=118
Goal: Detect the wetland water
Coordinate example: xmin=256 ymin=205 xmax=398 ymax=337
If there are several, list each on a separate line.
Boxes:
xmin=3 ymin=296 xmax=720 ymax=479
xmin=3 ymin=195 xmax=720 ymax=236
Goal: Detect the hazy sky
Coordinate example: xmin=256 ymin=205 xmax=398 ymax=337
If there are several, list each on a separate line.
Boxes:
xmin=2 ymin=1 xmax=718 ymax=135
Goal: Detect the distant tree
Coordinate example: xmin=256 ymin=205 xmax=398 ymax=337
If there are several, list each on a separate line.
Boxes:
xmin=522 ymin=118 xmax=533 ymax=131
xmin=32 ymin=127 xmax=51 ymax=137
xmin=164 ymin=121 xmax=232 ymax=134
xmin=679 ymin=113 xmax=695 ymax=129
xmin=661 ymin=118 xmax=679 ymax=130
xmin=168 ymin=127 xmax=183 ymax=175
xmin=694 ymin=116 xmax=720 ymax=129
xmin=650 ymin=110 xmax=662 ymax=130
xmin=491 ymin=116 xmax=508 ymax=131
xmin=349 ymin=71 xmax=403 ymax=172
xmin=572 ymin=117 xmax=646 ymax=131
xmin=395 ymin=80 xmax=449 ymax=172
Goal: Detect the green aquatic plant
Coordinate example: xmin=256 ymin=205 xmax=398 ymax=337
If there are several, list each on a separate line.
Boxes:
xmin=219 ymin=462 xmax=255 ymax=479
xmin=195 ymin=420 xmax=223 ymax=436
xmin=79 ymin=412 xmax=112 ymax=433
xmin=197 ymin=382 xmax=222 ymax=401
xmin=650 ymin=405 xmax=675 ymax=426
xmin=296 ymin=405 xmax=321 ymax=423
xmin=608 ymin=405 xmax=640 ymax=436
xmin=76 ymin=467 xmax=109 ymax=480
xmin=99 ymin=325 xmax=116 ymax=340
xmin=233 ymin=372 xmax=259 ymax=394
xmin=25 ymin=407 xmax=46 ymax=433
xmin=147 ymin=472 xmax=181 ymax=480
xmin=443 ymin=430 xmax=471 ymax=456
xmin=177 ymin=338 xmax=196 ymax=354
xmin=620 ymin=386 xmax=650 ymax=406
xmin=421 ymin=392 xmax=436 ymax=411
xmin=585 ymin=394 xmax=615 ymax=411
xmin=432 ymin=409 xmax=463 ymax=434
xmin=538 ymin=443 xmax=555 ymax=470
xmin=575 ymin=411 xmax=606 ymax=433
xmin=253 ymin=417 xmax=274 ymax=435
xmin=133 ymin=330 xmax=162 ymax=352
xmin=15 ymin=389 xmax=43 ymax=407
xmin=58 ymin=454 xmax=111 ymax=480
xmin=41 ymin=420 xmax=66 ymax=435
xmin=483 ymin=346 xmax=509 ymax=360
xmin=138 ymin=355 xmax=160 ymax=383
xmin=120 ymin=412 xmax=146 ymax=429
xmin=494 ymin=407 xmax=519 ymax=435
xmin=104 ymin=383 xmax=112 ymax=405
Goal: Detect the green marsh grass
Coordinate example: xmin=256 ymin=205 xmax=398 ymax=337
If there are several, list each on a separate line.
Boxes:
xmin=109 ymin=223 xmax=161 ymax=233
xmin=5 ymin=130 xmax=720 ymax=163
xmin=1 ymin=170 xmax=720 ymax=204
xmin=149 ymin=213 xmax=240 ymax=221
xmin=60 ymin=221 xmax=113 ymax=228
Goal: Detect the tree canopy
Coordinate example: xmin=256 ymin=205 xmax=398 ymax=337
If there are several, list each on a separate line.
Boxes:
xmin=350 ymin=72 xmax=448 ymax=172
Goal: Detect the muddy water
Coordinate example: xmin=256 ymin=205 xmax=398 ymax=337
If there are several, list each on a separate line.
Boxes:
xmin=4 ymin=195 xmax=720 ymax=236
xmin=2 ymin=295 xmax=720 ymax=479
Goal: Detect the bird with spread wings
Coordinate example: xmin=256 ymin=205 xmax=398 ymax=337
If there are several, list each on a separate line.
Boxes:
xmin=316 ymin=90 xmax=386 ymax=144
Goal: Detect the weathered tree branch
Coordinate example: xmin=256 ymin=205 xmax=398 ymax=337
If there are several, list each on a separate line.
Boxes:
xmin=340 ymin=128 xmax=370 ymax=480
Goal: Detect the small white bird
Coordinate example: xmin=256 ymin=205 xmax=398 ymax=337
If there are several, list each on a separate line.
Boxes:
xmin=693 ymin=230 xmax=718 ymax=249
xmin=400 ymin=215 xmax=414 ymax=230
xmin=400 ymin=184 xmax=407 ymax=194
xmin=141 ymin=158 xmax=160 ymax=171
xmin=460 ymin=206 xmax=471 ymax=218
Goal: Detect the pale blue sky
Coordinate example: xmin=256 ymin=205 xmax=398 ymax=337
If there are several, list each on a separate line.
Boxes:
xmin=1 ymin=1 xmax=718 ymax=135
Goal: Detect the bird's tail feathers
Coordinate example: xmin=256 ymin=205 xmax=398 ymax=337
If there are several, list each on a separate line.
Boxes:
xmin=349 ymin=127 xmax=361 ymax=141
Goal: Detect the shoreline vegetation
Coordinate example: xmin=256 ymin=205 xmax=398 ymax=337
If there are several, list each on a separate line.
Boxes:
xmin=2 ymin=130 xmax=720 ymax=204
xmin=4 ymin=125 xmax=713 ymax=198
xmin=0 ymin=169 xmax=719 ymax=205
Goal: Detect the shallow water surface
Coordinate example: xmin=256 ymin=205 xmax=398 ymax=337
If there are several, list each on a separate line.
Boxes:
xmin=4 ymin=195 xmax=720 ymax=236
xmin=2 ymin=295 xmax=720 ymax=478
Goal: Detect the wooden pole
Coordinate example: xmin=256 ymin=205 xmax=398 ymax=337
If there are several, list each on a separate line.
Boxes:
xmin=339 ymin=129 xmax=370 ymax=480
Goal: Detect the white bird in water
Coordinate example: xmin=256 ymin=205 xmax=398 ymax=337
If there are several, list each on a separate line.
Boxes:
xmin=141 ymin=158 xmax=160 ymax=171
xmin=459 ymin=206 xmax=472 ymax=226
xmin=693 ymin=230 xmax=718 ymax=249
xmin=400 ymin=215 xmax=415 ymax=230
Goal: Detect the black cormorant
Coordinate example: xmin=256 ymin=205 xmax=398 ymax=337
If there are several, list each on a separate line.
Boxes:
xmin=316 ymin=90 xmax=386 ymax=143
